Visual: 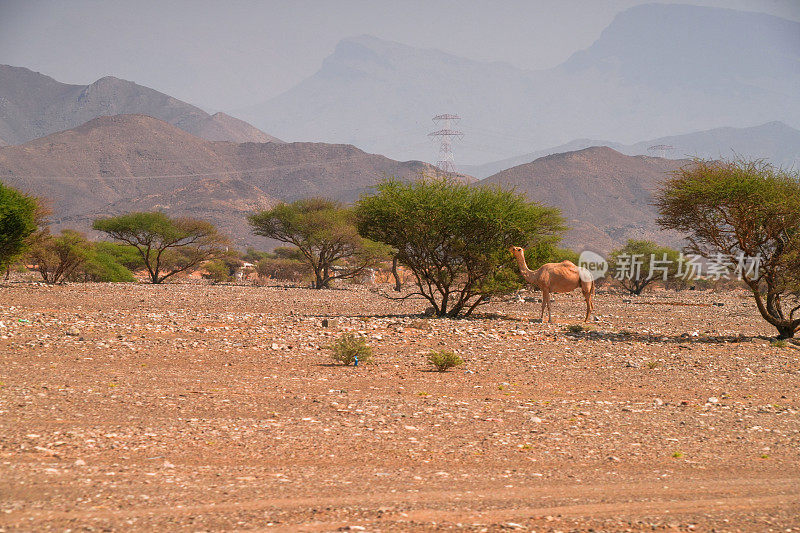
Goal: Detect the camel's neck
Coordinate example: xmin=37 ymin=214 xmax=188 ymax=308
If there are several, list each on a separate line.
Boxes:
xmin=513 ymin=251 xmax=534 ymax=275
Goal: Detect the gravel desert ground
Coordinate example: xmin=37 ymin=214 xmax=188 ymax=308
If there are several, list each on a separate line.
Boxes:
xmin=1 ymin=282 xmax=799 ymax=532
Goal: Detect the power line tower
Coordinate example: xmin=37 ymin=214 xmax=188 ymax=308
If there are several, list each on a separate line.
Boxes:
xmin=428 ymin=114 xmax=463 ymax=173
xmin=648 ymin=144 xmax=674 ymax=159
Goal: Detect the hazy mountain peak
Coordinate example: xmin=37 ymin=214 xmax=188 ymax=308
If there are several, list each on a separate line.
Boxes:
xmin=562 ymin=3 xmax=800 ymax=87
xmin=239 ymin=3 xmax=800 ymax=165
xmin=0 ymin=66 xmax=280 ymax=145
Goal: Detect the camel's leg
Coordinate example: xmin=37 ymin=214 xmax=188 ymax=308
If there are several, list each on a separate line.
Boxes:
xmin=539 ymin=290 xmax=547 ymax=321
xmin=583 ymin=287 xmax=592 ymax=322
xmin=584 ymin=292 xmax=591 ymax=322
xmin=546 ymin=291 xmax=553 ymax=323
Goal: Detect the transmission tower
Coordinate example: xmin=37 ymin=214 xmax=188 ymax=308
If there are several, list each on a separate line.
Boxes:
xmin=648 ymin=144 xmax=674 ymax=159
xmin=428 ymin=114 xmax=463 ymax=173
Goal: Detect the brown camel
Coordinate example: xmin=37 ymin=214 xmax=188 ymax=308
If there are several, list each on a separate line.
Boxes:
xmin=509 ymin=246 xmax=594 ymax=323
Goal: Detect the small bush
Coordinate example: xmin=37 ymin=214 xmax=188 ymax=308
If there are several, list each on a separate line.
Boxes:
xmin=329 ymin=333 xmax=373 ymax=366
xmin=256 ymin=257 xmax=312 ymax=282
xmin=202 ymin=260 xmax=232 ymax=283
xmin=771 ymin=339 xmax=788 ymax=348
xmin=426 ymin=349 xmax=464 ymax=372
xmin=566 ymin=324 xmax=584 ymax=334
xmin=646 ymin=360 xmax=661 ymax=369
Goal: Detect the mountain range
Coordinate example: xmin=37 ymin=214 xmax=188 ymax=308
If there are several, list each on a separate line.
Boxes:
xmin=0 ymin=115 xmax=448 ymax=245
xmin=0 ymin=64 xmax=282 ymax=146
xmin=483 ymin=146 xmax=688 ymax=252
xmin=465 ymin=121 xmax=800 ymax=179
xmin=235 ymin=4 xmax=800 ymax=166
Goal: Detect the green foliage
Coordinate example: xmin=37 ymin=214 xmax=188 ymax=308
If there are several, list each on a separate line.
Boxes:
xmin=273 ymin=246 xmax=305 ymax=261
xmin=524 ymin=242 xmax=579 ymax=270
xmin=27 ymin=230 xmax=91 ymax=284
xmin=255 ymin=257 xmax=312 ymax=282
xmin=242 ymin=247 xmax=273 ymax=264
xmin=74 ymin=247 xmax=136 ymax=282
xmin=566 ymin=324 xmax=584 ymax=334
xmin=356 ymin=177 xmax=565 ymax=317
xmin=92 ymin=242 xmax=144 ymax=272
xmin=249 ymin=198 xmax=390 ymax=289
xmin=0 ymin=182 xmax=39 ymax=271
xmin=202 ymin=255 xmax=243 ymax=283
xmin=202 ymin=260 xmax=233 ymax=283
xmin=328 ymin=332 xmax=373 ymax=366
xmin=608 ymin=240 xmax=682 ymax=295
xmin=426 ymin=350 xmax=464 ymax=372
xmin=93 ymin=212 xmax=229 ymax=284
xmin=656 ymin=159 xmax=800 ymax=339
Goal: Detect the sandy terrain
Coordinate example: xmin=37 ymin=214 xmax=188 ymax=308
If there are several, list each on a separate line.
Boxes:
xmin=1 ymin=282 xmax=799 ymax=532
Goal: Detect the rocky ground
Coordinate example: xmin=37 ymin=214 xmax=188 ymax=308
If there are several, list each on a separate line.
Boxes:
xmin=1 ymin=281 xmax=799 ymax=532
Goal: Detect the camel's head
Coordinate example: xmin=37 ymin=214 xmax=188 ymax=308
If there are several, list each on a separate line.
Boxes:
xmin=509 ymin=246 xmax=524 ymax=256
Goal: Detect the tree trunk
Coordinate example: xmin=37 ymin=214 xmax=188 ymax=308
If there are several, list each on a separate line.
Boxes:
xmin=392 ymin=256 xmax=402 ymax=292
xmin=314 ymin=269 xmax=326 ymax=289
xmin=776 ymin=322 xmax=797 ymax=340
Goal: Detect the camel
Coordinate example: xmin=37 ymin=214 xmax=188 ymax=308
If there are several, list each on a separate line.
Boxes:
xmin=509 ymin=246 xmax=594 ymax=323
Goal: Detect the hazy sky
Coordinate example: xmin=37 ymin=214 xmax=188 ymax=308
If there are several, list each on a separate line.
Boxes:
xmin=1 ymin=0 xmax=798 ymax=111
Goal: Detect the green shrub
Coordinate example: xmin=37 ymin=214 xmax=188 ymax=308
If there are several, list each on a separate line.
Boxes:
xmin=76 ymin=249 xmax=135 ymax=282
xmin=426 ymin=349 xmax=464 ymax=372
xmin=566 ymin=324 xmax=584 ymax=334
xmin=0 ymin=182 xmax=39 ymax=271
xmin=256 ymin=257 xmax=312 ymax=282
xmin=202 ymin=260 xmax=232 ymax=283
xmin=329 ymin=333 xmax=373 ymax=366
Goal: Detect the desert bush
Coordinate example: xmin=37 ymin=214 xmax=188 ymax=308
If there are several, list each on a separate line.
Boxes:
xmin=0 ymin=182 xmax=39 ymax=272
xmin=28 ymin=230 xmax=91 ymax=284
xmin=329 ymin=332 xmax=373 ymax=366
xmin=256 ymin=257 xmax=313 ymax=282
xmin=72 ymin=247 xmax=136 ymax=282
xmin=356 ymin=177 xmax=564 ymax=317
xmin=607 ymin=240 xmax=682 ymax=295
xmin=202 ymin=260 xmax=232 ymax=283
xmin=656 ymin=159 xmax=800 ymax=339
xmin=426 ymin=350 xmax=464 ymax=372
xmin=242 ymin=247 xmax=273 ymax=264
xmin=566 ymin=324 xmax=584 ymax=334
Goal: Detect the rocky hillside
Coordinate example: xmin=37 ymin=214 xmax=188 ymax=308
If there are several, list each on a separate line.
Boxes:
xmin=465 ymin=121 xmax=800 ymax=179
xmin=0 ymin=65 xmax=282 ymax=145
xmin=0 ymin=115 xmax=450 ymax=245
xmin=483 ymin=147 xmax=690 ymax=253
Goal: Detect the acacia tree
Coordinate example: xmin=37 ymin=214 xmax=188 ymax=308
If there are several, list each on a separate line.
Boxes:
xmin=93 ymin=212 xmax=229 ymax=284
xmin=356 ymin=178 xmax=564 ymax=317
xmin=248 ymin=198 xmax=389 ymax=289
xmin=0 ymin=182 xmax=39 ymax=273
xmin=608 ymin=240 xmax=682 ymax=295
xmin=656 ymin=159 xmax=800 ymax=339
